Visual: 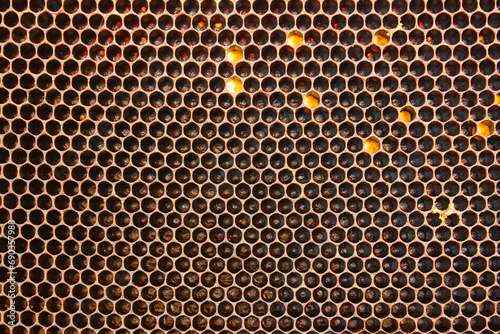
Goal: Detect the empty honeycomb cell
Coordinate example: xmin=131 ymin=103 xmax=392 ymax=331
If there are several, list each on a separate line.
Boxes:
xmin=0 ymin=0 xmax=500 ymax=332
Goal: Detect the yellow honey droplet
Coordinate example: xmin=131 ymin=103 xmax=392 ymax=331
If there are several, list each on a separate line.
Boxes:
xmin=400 ymin=107 xmax=416 ymax=122
xmin=226 ymin=77 xmax=242 ymax=94
xmin=374 ymin=29 xmax=391 ymax=46
xmin=227 ymin=45 xmax=243 ymax=62
xmin=496 ymin=93 xmax=500 ymax=104
xmin=287 ymin=30 xmax=303 ymax=47
xmin=364 ymin=137 xmax=381 ymax=153
xmin=304 ymin=92 xmax=320 ymax=109
xmin=478 ymin=120 xmax=494 ymax=137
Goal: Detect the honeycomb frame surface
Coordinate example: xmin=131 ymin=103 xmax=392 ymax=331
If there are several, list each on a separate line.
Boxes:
xmin=1 ymin=0 xmax=500 ymax=333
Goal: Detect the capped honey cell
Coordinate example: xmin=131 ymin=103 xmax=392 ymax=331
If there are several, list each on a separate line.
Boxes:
xmin=287 ymin=30 xmax=303 ymax=47
xmin=226 ymin=76 xmax=242 ymax=93
xmin=400 ymin=106 xmax=416 ymax=122
xmin=304 ymin=91 xmax=320 ymax=109
xmin=478 ymin=120 xmax=494 ymax=137
xmin=226 ymin=45 xmax=243 ymax=62
xmin=364 ymin=136 xmax=381 ymax=153
xmin=374 ymin=29 xmax=390 ymax=46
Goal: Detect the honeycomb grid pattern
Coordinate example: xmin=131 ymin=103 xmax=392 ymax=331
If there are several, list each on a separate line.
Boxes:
xmin=1 ymin=0 xmax=500 ymax=332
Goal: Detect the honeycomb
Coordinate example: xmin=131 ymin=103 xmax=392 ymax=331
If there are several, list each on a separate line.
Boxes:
xmin=1 ymin=0 xmax=500 ymax=333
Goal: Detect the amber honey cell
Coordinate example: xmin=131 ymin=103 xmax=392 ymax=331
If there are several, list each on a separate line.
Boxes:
xmin=1 ymin=0 xmax=500 ymax=333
